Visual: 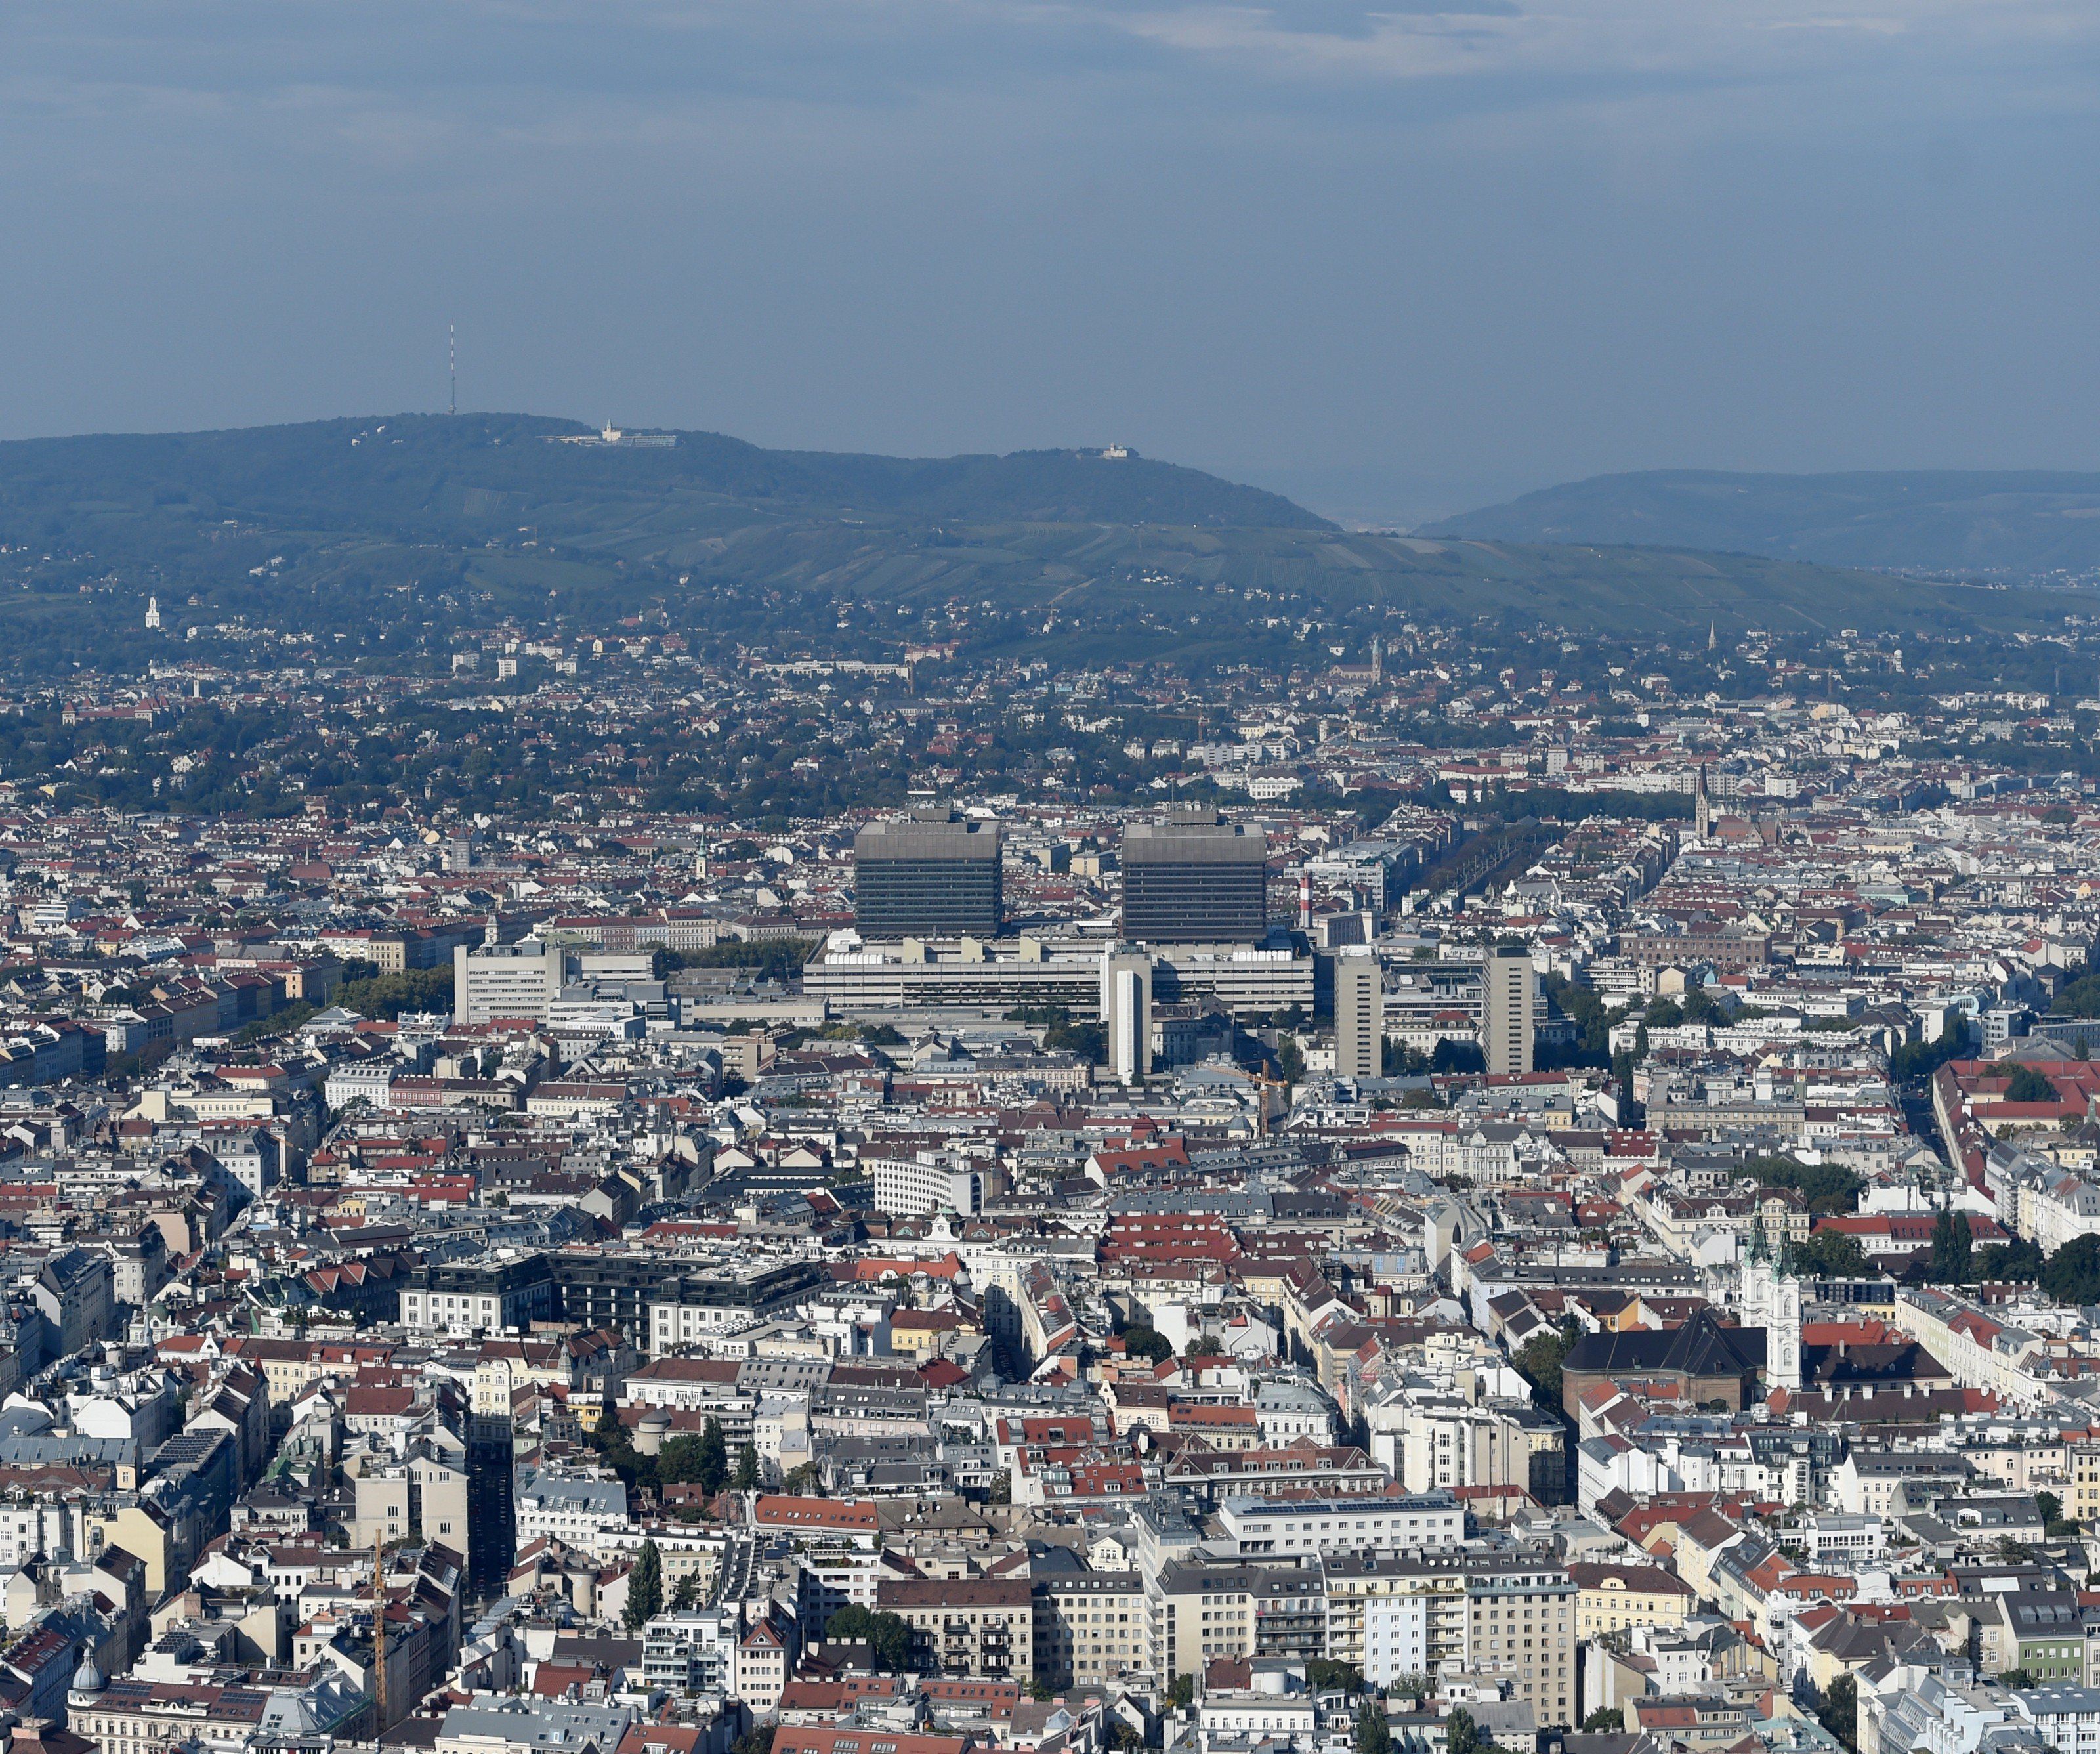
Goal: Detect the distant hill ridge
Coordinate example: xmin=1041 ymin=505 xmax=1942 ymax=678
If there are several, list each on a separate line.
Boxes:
xmin=0 ymin=412 xmax=1334 ymax=534
xmin=1423 ymin=467 xmax=2100 ymax=578
xmin=0 ymin=417 xmax=2078 ymax=680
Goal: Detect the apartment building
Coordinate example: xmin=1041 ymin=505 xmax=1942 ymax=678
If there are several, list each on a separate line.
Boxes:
xmin=1150 ymin=1561 xmax=1266 ymax=1683
xmin=1217 ymin=1490 xmax=1463 ymax=1559
xmin=1568 ymin=1562 xmax=1695 ymax=1638
xmin=1463 ymin=1560 xmax=1576 ymax=1730
xmin=1032 ymin=1570 xmax=1148 ymax=1690
xmin=752 ymin=1495 xmax=888 ymax=1619
xmin=1323 ymin=1551 xmax=1576 ymax=1729
xmin=877 ymin=1578 xmax=1033 ymax=1684
xmin=1250 ymin=1566 xmax=1328 ymax=1665
xmin=1323 ymin=1552 xmax=1462 ymax=1682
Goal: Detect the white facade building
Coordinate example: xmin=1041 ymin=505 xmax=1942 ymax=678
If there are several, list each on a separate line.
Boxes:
xmin=453 ymin=939 xmax=575 ymax=1025
xmin=1364 ymin=1594 xmax=1431 ymax=1688
xmin=1217 ymin=1492 xmax=1463 ymax=1559
xmin=868 ymin=1148 xmax=990 ymax=1218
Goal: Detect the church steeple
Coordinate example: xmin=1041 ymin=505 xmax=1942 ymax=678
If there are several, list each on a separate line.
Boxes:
xmin=1741 ymin=1215 xmax=1803 ymax=1400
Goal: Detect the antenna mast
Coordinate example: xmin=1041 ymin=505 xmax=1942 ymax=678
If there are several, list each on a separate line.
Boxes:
xmin=449 ymin=323 xmax=457 ymax=417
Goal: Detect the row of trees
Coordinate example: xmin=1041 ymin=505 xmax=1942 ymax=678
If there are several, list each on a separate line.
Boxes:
xmin=1790 ymin=1202 xmax=2059 ymax=1287
xmin=1801 ymin=1197 xmax=2100 ymax=1300
xmin=1731 ymin=1149 xmax=2100 ymax=1300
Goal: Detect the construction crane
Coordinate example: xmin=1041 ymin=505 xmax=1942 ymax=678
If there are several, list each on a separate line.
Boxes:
xmin=373 ymin=1533 xmax=388 ymax=1735
xmin=1228 ymin=1063 xmax=1291 ymax=1138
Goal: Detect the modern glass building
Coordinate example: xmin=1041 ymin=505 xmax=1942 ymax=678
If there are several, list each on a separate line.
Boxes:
xmin=1120 ymin=807 xmax=1269 ymax=944
xmin=853 ymin=807 xmax=1003 ymax=938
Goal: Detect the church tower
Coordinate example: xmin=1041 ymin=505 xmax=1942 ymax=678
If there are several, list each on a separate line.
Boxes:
xmin=1740 ymin=1220 xmax=1802 ymax=1396
xmin=1694 ymin=763 xmax=1712 ymax=842
xmin=144 ymin=595 xmax=162 ymax=631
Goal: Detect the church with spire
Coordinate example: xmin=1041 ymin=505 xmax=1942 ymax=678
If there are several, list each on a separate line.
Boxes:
xmin=1740 ymin=1215 xmax=1802 ymax=1395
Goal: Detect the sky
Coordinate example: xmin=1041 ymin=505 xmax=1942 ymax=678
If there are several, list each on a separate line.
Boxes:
xmin=3 ymin=1 xmax=2099 ymax=526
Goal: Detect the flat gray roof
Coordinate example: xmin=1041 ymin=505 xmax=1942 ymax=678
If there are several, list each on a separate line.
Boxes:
xmin=1123 ymin=820 xmax=1267 ymax=865
xmin=855 ymin=817 xmax=1003 ymax=860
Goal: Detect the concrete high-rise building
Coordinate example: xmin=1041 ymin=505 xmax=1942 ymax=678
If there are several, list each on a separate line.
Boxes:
xmin=853 ymin=807 xmax=1002 ymax=939
xmin=1120 ymin=807 xmax=1268 ymax=944
xmin=1101 ymin=950 xmax=1153 ymax=1086
xmin=1333 ymin=949 xmax=1381 ymax=1080
xmin=453 ymin=938 xmax=574 ymax=1024
xmin=1480 ymin=943 xmax=1536 ymax=1077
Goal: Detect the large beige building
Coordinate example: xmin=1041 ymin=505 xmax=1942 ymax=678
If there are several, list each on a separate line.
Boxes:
xmin=1461 ymin=1560 xmax=1576 ymax=1729
xmin=877 ymin=1577 xmax=1033 ymax=1684
xmin=1148 ymin=1560 xmax=1263 ymax=1683
xmin=350 ymin=1445 xmax=471 ymax=1573
xmin=1381 ymin=1399 xmax=1537 ymax=1496
xmin=1568 ymin=1562 xmax=1696 ymax=1637
xmin=1480 ymin=943 xmax=1537 ymax=1077
xmin=1033 ymin=1570 xmax=1148 ymax=1690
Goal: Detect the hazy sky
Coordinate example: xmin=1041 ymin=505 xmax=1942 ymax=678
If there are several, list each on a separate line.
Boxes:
xmin=4 ymin=1 xmax=2099 ymax=524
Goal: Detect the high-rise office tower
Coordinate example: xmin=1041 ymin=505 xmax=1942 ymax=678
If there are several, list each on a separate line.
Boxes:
xmin=1480 ymin=943 xmax=1536 ymax=1077
xmin=853 ymin=807 xmax=1003 ymax=939
xmin=1120 ymin=807 xmax=1268 ymax=944
xmin=453 ymin=938 xmax=574 ymax=1025
xmin=1333 ymin=951 xmax=1381 ymax=1080
xmin=1101 ymin=951 xmax=1153 ymax=1086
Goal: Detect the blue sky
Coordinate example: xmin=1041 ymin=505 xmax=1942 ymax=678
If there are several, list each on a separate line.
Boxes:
xmin=3 ymin=0 xmax=2097 ymax=523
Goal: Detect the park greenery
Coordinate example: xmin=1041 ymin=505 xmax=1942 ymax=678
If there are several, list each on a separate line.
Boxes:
xmin=621 ymin=1539 xmax=662 ymax=1631
xmin=1005 ymin=1005 xmax=1109 ymax=1064
xmin=1738 ymin=1155 xmax=1862 ymax=1216
xmin=1354 ymin=1701 xmax=1392 ymax=1754
xmin=337 ymin=964 xmax=455 ymax=1020
xmin=1119 ymin=1326 xmax=1174 ymax=1365
xmin=2004 ymin=1064 xmax=2060 ymax=1103
xmin=820 ymin=1605 xmax=914 ymax=1671
xmin=587 ymin=1408 xmax=734 ymax=1501
xmin=1816 ymin=1675 xmax=1857 ymax=1751
xmin=1512 ymin=1316 xmax=1580 ymax=1411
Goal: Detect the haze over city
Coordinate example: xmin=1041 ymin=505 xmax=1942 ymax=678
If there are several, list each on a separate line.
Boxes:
xmin=4 ymin=0 xmax=2099 ymax=522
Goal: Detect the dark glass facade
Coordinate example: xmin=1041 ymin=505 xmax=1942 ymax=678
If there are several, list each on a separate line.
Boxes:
xmin=1120 ymin=812 xmax=1268 ymax=943
xmin=854 ymin=812 xmax=1003 ymax=937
